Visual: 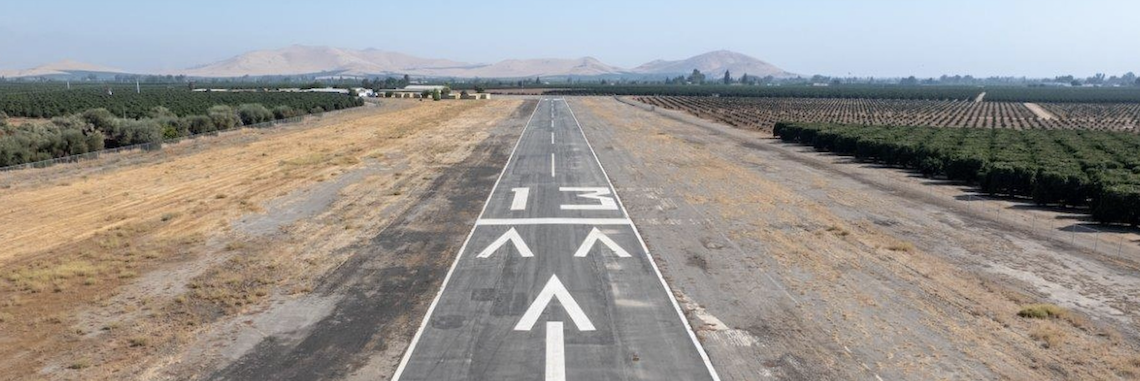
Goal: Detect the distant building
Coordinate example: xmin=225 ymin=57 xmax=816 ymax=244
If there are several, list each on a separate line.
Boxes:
xmin=351 ymin=87 xmax=375 ymax=97
xmin=461 ymin=92 xmax=491 ymax=100
xmin=302 ymin=87 xmax=350 ymax=94
xmin=403 ymin=85 xmax=448 ymax=92
xmin=376 ymin=85 xmax=488 ymax=100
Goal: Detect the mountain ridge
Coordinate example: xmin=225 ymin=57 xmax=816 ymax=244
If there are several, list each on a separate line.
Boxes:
xmin=2 ymin=47 xmax=793 ymax=79
xmin=0 ymin=59 xmax=124 ymax=78
xmin=632 ymin=50 xmax=792 ymax=77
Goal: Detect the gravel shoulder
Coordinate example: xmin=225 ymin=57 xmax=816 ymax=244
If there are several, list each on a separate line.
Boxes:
xmin=571 ymin=96 xmax=1140 ymax=380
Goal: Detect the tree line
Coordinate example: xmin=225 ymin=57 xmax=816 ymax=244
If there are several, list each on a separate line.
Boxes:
xmin=0 ymin=99 xmax=359 ymax=167
xmin=0 ymin=87 xmax=362 ymax=119
xmin=773 ymin=123 xmax=1140 ymax=226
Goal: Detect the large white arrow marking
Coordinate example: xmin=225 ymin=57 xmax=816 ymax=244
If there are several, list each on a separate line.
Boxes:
xmin=573 ymin=227 xmax=631 ymax=258
xmin=476 ymin=227 xmax=534 ymax=258
xmin=514 ymin=275 xmax=595 ymax=331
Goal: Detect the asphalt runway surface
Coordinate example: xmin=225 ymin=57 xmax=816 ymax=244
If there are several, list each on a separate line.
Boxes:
xmin=393 ymin=98 xmax=719 ymax=381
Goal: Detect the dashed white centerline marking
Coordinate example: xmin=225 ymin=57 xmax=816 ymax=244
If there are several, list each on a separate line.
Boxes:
xmin=551 ymin=153 xmax=556 ymax=178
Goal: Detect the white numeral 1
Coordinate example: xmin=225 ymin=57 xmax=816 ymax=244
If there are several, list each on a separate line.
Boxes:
xmin=510 ymin=188 xmax=530 ymax=211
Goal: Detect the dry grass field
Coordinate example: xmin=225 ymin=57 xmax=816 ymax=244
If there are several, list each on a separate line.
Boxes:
xmin=0 ymin=99 xmax=521 ymax=379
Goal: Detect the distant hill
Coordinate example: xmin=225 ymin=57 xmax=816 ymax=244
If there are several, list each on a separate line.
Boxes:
xmin=0 ymin=60 xmax=124 ymax=78
xmin=632 ymin=50 xmax=793 ymax=78
xmin=177 ymin=46 xmax=790 ymax=79
xmin=179 ymin=46 xmax=624 ymax=78
xmin=3 ymin=47 xmax=793 ymax=79
xmin=418 ymin=57 xmax=625 ymax=78
xmin=179 ymin=45 xmax=471 ymax=77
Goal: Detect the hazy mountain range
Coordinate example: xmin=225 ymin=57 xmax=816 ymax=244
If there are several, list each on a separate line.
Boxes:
xmin=0 ymin=45 xmax=794 ymax=79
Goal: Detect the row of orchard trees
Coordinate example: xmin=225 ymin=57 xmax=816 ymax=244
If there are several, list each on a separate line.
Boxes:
xmin=0 ymin=88 xmax=363 ymax=119
xmin=773 ymin=123 xmax=1140 ymax=226
xmin=546 ymin=84 xmax=980 ymax=101
xmin=0 ymin=103 xmax=335 ymax=167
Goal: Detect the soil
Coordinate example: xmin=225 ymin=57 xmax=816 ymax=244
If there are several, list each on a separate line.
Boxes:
xmin=570 ymin=96 xmax=1140 ymax=380
xmin=1024 ymin=102 xmax=1057 ymax=120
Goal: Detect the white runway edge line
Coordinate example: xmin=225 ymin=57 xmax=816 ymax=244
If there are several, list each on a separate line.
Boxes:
xmin=391 ymin=99 xmax=541 ymax=381
xmin=560 ymin=99 xmax=722 ymax=380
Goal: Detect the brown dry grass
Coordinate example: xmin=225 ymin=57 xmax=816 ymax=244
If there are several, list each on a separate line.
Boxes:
xmin=0 ymin=99 xmax=521 ymax=379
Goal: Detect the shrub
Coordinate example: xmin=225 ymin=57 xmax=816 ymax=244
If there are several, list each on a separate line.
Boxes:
xmin=272 ymin=105 xmax=295 ymax=120
xmin=81 ymin=108 xmax=119 ymax=132
xmin=236 ymin=104 xmax=273 ymax=126
xmin=207 ymin=105 xmax=240 ymax=130
xmin=179 ymin=115 xmax=216 ymax=135
xmin=148 ymin=106 xmax=177 ymax=119
xmin=112 ymin=119 xmax=163 ymax=148
xmin=1018 ymin=304 xmax=1068 ymax=319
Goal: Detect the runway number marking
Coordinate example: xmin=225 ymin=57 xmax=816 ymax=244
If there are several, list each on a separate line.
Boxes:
xmin=510 ymin=188 xmax=530 ymax=211
xmin=559 ymin=187 xmax=618 ymax=210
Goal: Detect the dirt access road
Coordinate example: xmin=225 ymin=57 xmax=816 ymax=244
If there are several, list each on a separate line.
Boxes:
xmin=569 ymin=97 xmax=1140 ymax=380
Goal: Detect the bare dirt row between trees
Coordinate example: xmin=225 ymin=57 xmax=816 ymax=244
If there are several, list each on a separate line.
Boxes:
xmin=0 ymin=98 xmax=527 ymax=380
xmin=571 ymin=97 xmax=1140 ymax=380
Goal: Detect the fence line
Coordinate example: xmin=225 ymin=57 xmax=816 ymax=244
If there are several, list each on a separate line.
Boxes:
xmin=949 ymin=188 xmax=1134 ymax=260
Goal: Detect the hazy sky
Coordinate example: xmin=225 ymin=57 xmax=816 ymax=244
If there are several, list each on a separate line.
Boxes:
xmin=1 ymin=0 xmax=1136 ymax=77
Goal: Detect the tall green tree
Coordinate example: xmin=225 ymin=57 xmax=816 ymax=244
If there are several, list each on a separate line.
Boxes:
xmin=688 ymin=69 xmax=705 ymax=85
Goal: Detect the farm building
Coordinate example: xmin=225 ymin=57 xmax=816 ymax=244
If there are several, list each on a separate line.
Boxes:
xmin=377 ymin=85 xmax=489 ymax=100
xmin=302 ymin=87 xmax=351 ymax=94
xmin=350 ymin=87 xmax=376 ymax=97
xmin=461 ymin=92 xmax=491 ymax=100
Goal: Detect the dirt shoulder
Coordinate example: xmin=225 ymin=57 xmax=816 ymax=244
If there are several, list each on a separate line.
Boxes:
xmin=572 ymin=96 xmax=1140 ymax=380
xmin=0 ymin=99 xmax=525 ymax=380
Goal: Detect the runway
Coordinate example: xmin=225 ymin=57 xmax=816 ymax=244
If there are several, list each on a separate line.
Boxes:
xmin=393 ymin=98 xmax=719 ymax=380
